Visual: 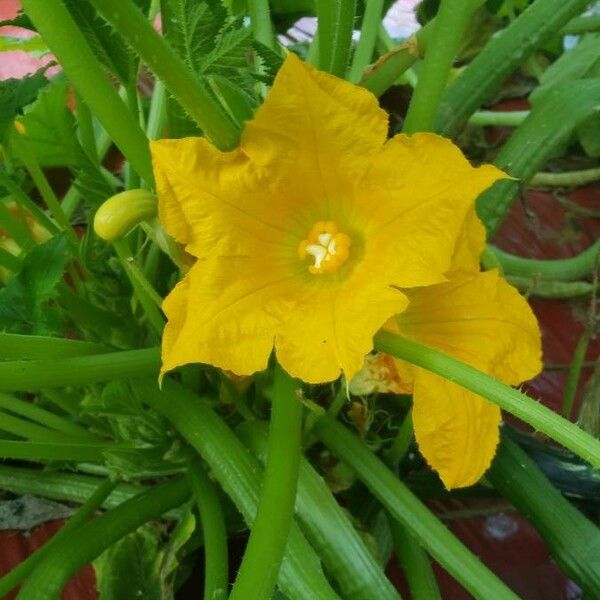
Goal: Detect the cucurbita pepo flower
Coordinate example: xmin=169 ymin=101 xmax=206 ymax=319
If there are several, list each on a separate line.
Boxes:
xmin=355 ymin=212 xmax=543 ymax=489
xmin=150 ymin=53 xmax=506 ymax=384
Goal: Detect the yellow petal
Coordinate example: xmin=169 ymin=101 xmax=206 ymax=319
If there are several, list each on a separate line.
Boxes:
xmin=242 ymin=52 xmax=389 ymax=201
xmin=151 ymin=138 xmax=291 ymax=258
xmin=412 ymin=369 xmax=501 ymax=489
xmin=396 ymin=269 xmax=542 ymax=384
xmin=160 ymin=258 xmax=295 ymax=378
xmin=449 ymin=207 xmax=488 ymax=275
xmin=359 ymin=133 xmax=505 ymax=288
xmin=276 ymin=264 xmax=408 ymax=383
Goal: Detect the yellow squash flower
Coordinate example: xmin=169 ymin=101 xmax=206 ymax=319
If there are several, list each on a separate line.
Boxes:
xmin=151 ymin=53 xmax=505 ymax=384
xmin=375 ymin=213 xmax=542 ymax=489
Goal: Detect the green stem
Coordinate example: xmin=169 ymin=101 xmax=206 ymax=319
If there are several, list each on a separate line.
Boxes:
xmin=87 ymin=0 xmax=240 ymax=151
xmin=230 ymin=367 xmax=303 ymax=600
xmin=436 ymin=0 xmax=590 ymax=137
xmin=0 ymin=440 xmax=110 ymax=462
xmin=75 ymin=92 xmax=98 ymax=164
xmin=402 ymin=0 xmax=479 ymax=133
xmin=488 ymin=434 xmax=600 ymax=597
xmin=374 ymin=331 xmax=600 ymax=469
xmin=17 ymin=478 xmax=190 ymax=600
xmin=21 ymin=0 xmax=154 ymax=186
xmin=249 ymin=0 xmax=276 ymax=49
xmin=388 ymin=516 xmax=441 ymax=600
xmin=505 ymin=276 xmax=594 ymax=299
xmin=0 ymin=410 xmax=78 ymax=443
xmin=468 ymin=110 xmax=529 ymax=127
xmin=140 ymin=378 xmax=341 ymax=600
xmin=0 ymin=170 xmax=59 ymax=236
xmin=113 ymin=238 xmax=165 ymax=334
xmin=0 ymin=348 xmax=160 ymax=391
xmin=562 ymin=331 xmax=590 ymax=420
xmin=530 ymin=166 xmax=600 ymax=187
xmin=560 ymin=13 xmax=600 ymax=35
xmin=348 ymin=0 xmax=385 ymax=83
xmin=125 ymin=80 xmax=142 ymax=190
xmin=0 ymin=333 xmax=107 ymax=360
xmin=10 ymin=135 xmax=78 ymax=243
xmin=238 ymin=421 xmax=401 ymax=600
xmin=487 ymin=240 xmax=600 ymax=281
xmin=316 ymin=0 xmax=357 ymax=77
xmin=186 ymin=458 xmax=229 ymax=600
xmin=146 ymin=80 xmax=167 ymax=140
xmin=0 ymin=197 xmax=35 ymax=250
xmin=0 ymin=465 xmax=153 ymax=512
xmin=0 ymin=478 xmax=116 ymax=598
xmin=385 ymin=409 xmax=413 ymax=469
xmin=314 ymin=416 xmax=518 ymax=600
xmin=0 ymin=392 xmax=98 ymax=440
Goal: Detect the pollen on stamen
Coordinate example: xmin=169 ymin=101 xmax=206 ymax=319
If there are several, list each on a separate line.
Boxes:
xmin=298 ymin=221 xmax=351 ymax=275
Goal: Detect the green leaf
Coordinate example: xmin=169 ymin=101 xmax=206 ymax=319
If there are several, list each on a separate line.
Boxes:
xmin=62 ymin=0 xmax=135 ymax=85
xmin=0 ymin=235 xmax=68 ymax=334
xmin=0 ymin=67 xmax=49 ymax=141
xmin=93 ymin=525 xmax=165 ymax=600
xmin=17 ymin=80 xmax=80 ymax=166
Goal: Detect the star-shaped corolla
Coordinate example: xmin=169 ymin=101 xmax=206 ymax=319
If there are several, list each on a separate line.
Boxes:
xmin=383 ymin=212 xmax=542 ymax=489
xmin=151 ymin=53 xmax=505 ymax=384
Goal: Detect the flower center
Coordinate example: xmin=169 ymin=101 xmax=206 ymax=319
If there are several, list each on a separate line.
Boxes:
xmin=298 ymin=221 xmax=351 ymax=274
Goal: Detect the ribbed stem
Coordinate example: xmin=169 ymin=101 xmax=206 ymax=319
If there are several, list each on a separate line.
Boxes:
xmin=403 ymin=0 xmax=479 ymax=133
xmin=230 ymin=367 xmax=303 ymax=600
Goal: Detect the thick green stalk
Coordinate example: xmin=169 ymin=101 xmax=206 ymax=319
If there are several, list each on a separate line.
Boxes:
xmin=314 ymin=416 xmax=518 ymax=600
xmin=186 ymin=459 xmax=228 ymax=600
xmin=389 ymin=517 xmax=441 ymax=600
xmin=0 ymin=333 xmax=107 ymax=360
xmin=488 ymin=240 xmax=600 ymax=281
xmin=21 ymin=0 xmax=154 ymax=185
xmin=374 ymin=332 xmax=600 ymax=469
xmin=348 ymin=0 xmax=385 ymax=83
xmin=17 ymin=478 xmax=190 ymax=600
xmin=0 ymin=478 xmax=116 ymax=598
xmin=488 ymin=435 xmax=600 ymax=596
xmin=0 ymin=393 xmax=97 ymax=440
xmin=0 ymin=348 xmax=160 ymax=392
xmin=250 ymin=0 xmax=276 ymax=49
xmin=316 ymin=0 xmax=357 ymax=77
xmin=230 ymin=367 xmax=303 ymax=600
xmin=238 ymin=421 xmax=401 ymax=600
xmin=87 ymin=0 xmax=239 ymax=151
xmin=140 ymin=379 xmax=341 ymax=600
xmin=436 ymin=0 xmax=591 ymax=137
xmin=403 ymin=0 xmax=479 ymax=133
